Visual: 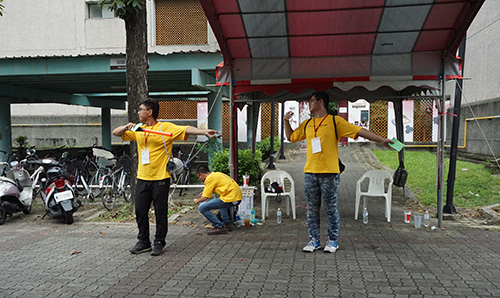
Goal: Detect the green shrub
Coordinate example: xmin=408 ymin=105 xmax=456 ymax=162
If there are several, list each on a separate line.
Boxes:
xmin=210 ymin=148 xmax=262 ymax=186
xmin=256 ymin=136 xmax=280 ymax=161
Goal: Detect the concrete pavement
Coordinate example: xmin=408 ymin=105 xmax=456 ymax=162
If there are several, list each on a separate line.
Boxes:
xmin=1 ymin=145 xmax=500 ymax=297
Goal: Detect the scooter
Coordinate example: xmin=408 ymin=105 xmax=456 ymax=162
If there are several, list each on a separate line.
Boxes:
xmin=30 ymin=154 xmax=81 ymax=224
xmin=0 ymin=159 xmax=34 ymax=225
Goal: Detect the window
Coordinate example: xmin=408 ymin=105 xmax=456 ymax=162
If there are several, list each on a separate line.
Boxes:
xmin=88 ymin=2 xmax=117 ymax=19
xmin=155 ymin=0 xmax=208 ymax=45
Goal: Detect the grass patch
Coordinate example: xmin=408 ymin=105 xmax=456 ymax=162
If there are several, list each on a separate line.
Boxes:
xmin=92 ymin=203 xmax=184 ymax=223
xmin=372 ymin=150 xmax=500 ymax=208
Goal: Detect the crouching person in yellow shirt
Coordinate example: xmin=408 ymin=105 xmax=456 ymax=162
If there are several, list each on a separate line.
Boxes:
xmin=194 ymin=165 xmax=242 ymax=235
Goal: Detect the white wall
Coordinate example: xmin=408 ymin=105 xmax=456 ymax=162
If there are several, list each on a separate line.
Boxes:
xmin=0 ymin=0 xmax=219 ymax=58
xmin=463 ymin=0 xmax=500 ymax=104
xmin=1 ymin=0 xmax=220 ymax=117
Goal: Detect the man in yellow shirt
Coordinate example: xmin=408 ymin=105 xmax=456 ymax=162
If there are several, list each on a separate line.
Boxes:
xmin=284 ymin=91 xmax=392 ymax=253
xmin=194 ymin=165 xmax=242 ymax=235
xmin=113 ymin=99 xmax=218 ymax=256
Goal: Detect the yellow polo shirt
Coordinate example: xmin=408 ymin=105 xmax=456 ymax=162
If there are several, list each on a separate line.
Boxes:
xmin=202 ymin=172 xmax=242 ymax=203
xmin=121 ymin=121 xmax=188 ymax=180
xmin=290 ymin=115 xmax=361 ymax=173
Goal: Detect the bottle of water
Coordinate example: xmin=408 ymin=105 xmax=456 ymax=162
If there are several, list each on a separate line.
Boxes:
xmin=423 ymin=210 xmax=430 ymax=228
xmin=362 ymin=207 xmax=368 ymax=224
xmin=277 ymin=208 xmax=282 ymax=224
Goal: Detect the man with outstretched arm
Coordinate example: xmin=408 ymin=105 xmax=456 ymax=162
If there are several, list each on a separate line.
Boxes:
xmin=283 ymin=91 xmax=393 ymax=253
xmin=113 ymin=98 xmax=218 ymax=256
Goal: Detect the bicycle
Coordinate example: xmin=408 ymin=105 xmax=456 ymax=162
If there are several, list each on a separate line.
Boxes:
xmin=168 ymin=147 xmax=196 ymax=201
xmin=88 ymin=147 xmax=115 ymax=199
xmin=61 ymin=154 xmax=94 ymax=204
xmin=99 ymin=155 xmax=131 ymax=210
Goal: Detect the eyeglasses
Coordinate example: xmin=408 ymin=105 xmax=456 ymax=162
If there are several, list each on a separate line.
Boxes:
xmin=138 ymin=108 xmax=150 ymax=112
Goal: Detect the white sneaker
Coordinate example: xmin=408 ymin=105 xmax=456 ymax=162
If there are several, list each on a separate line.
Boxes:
xmin=324 ymin=240 xmax=339 ymax=253
xmin=302 ymin=239 xmax=321 ymax=252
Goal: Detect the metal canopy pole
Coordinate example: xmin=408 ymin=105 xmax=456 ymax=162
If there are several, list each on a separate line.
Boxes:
xmin=437 ymin=62 xmax=446 ymax=228
xmin=228 ymin=71 xmax=235 ymax=179
xmin=445 ymin=38 xmax=466 ymax=214
xmin=393 ymin=99 xmax=406 ymax=167
xmin=279 ymin=102 xmax=286 ymax=160
xmin=267 ymin=101 xmax=276 ymax=169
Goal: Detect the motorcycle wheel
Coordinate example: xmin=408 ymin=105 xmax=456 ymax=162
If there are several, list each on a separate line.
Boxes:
xmin=22 ymin=204 xmax=32 ymax=215
xmin=0 ymin=207 xmax=6 ymax=225
xmin=63 ymin=210 xmax=74 ymax=225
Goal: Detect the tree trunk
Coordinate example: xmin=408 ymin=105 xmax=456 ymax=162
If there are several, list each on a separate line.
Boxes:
xmin=125 ymin=5 xmax=148 ymax=201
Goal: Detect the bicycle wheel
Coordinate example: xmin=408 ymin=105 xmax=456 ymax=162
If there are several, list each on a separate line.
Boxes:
xmin=101 ymin=175 xmax=116 ymax=210
xmin=90 ymin=171 xmax=104 ymax=198
xmin=178 ymin=168 xmax=191 ymax=196
xmin=121 ymin=174 xmax=132 ymax=203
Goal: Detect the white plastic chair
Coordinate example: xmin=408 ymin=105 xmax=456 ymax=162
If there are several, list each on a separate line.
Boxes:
xmin=260 ymin=170 xmax=296 ymax=221
xmin=355 ymin=170 xmax=393 ymax=222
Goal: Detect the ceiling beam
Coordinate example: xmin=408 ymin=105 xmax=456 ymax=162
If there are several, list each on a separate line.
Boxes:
xmin=0 ymin=53 xmax=222 ymax=76
xmin=0 ymin=83 xmax=125 ymax=109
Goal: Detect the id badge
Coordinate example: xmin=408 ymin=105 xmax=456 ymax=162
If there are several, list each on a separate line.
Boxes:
xmin=141 ymin=149 xmax=150 ymax=164
xmin=311 ymin=137 xmax=322 ymax=154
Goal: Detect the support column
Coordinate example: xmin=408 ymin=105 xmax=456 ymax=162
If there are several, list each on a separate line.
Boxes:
xmin=101 ymin=107 xmax=112 ymax=151
xmin=267 ymin=101 xmax=276 ymax=169
xmin=0 ymin=100 xmax=12 ymax=156
xmin=393 ymin=100 xmax=405 ymax=166
xmin=246 ymin=103 xmax=253 ymax=149
xmin=207 ymin=91 xmax=223 ymax=146
xmin=279 ymin=102 xmax=286 ymax=159
xmin=445 ymin=39 xmax=466 ymax=214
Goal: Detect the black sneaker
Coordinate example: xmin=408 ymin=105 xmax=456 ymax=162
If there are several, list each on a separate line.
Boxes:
xmin=129 ymin=241 xmax=152 ymax=254
xmin=207 ymin=226 xmax=228 ymax=235
xmin=151 ymin=242 xmax=165 ymax=256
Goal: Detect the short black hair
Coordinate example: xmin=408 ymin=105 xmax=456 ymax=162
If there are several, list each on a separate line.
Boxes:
xmin=139 ymin=98 xmax=160 ymax=119
xmin=196 ymin=165 xmax=210 ymax=175
xmin=312 ymin=91 xmax=329 ymax=108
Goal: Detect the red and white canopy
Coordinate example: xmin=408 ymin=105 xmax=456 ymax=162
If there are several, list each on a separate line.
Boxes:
xmin=201 ymin=0 xmax=484 ymax=99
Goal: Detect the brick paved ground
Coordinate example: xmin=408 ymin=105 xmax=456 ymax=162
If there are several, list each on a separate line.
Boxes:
xmin=1 ymin=145 xmax=499 ymax=297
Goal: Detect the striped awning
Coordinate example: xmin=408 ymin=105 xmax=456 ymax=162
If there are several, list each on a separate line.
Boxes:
xmin=201 ymin=0 xmax=484 ymax=97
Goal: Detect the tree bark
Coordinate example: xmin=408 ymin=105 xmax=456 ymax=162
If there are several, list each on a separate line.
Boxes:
xmin=124 ymin=5 xmax=148 ymax=200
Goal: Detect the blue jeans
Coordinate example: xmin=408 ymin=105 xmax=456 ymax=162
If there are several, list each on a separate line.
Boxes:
xmin=198 ymin=198 xmax=239 ymax=228
xmin=304 ymin=173 xmax=340 ymax=242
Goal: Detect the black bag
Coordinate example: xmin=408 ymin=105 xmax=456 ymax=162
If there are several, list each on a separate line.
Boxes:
xmin=393 ymin=166 xmax=408 ymax=187
xmin=270 ymin=182 xmax=283 ymax=193
xmin=304 ymin=115 xmax=345 ymax=173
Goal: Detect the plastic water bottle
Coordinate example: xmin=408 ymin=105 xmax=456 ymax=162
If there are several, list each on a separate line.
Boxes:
xmin=277 ymin=208 xmax=282 ymax=224
xmin=250 ymin=207 xmax=256 ymax=223
xmin=404 ymin=208 xmax=411 ymax=223
xmin=362 ymin=207 xmax=368 ymax=224
xmin=423 ymin=210 xmax=430 ymax=228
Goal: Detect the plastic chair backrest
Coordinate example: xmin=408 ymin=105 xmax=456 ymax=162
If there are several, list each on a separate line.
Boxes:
xmin=261 ymin=170 xmax=294 ymax=192
xmin=361 ymin=170 xmax=393 ymax=195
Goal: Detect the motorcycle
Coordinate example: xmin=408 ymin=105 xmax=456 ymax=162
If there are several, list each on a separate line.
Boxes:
xmin=30 ymin=153 xmax=81 ymax=224
xmin=0 ymin=158 xmax=34 ymax=225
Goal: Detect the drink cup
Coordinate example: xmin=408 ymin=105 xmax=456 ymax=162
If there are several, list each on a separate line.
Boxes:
xmin=414 ymin=215 xmax=422 ymax=228
xmin=243 ymin=175 xmax=250 ymax=187
xmin=244 ymin=214 xmax=251 ymax=227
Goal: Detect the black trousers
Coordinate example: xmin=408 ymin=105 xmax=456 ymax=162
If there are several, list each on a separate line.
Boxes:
xmin=135 ymin=178 xmax=170 ymax=246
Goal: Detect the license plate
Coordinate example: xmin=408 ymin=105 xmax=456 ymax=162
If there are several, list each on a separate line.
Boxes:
xmin=54 ymin=190 xmax=73 ymax=203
